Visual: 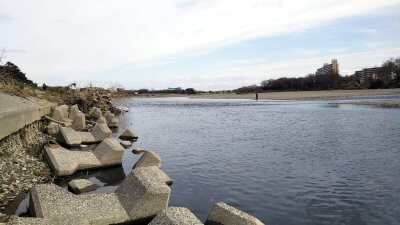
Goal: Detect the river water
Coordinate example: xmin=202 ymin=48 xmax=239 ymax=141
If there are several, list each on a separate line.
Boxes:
xmin=14 ymin=96 xmax=400 ymax=224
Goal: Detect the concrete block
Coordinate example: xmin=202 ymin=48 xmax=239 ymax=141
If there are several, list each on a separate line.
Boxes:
xmin=27 ymin=166 xmax=172 ymax=224
xmin=52 ymin=107 xmax=65 ymax=122
xmin=119 ymin=128 xmax=138 ymax=140
xmin=56 ymin=127 xmax=82 ymax=147
xmin=47 ymin=122 xmax=60 ymax=135
xmin=71 ymin=112 xmax=86 ymax=131
xmin=120 ymin=140 xmax=132 ymax=148
xmin=91 ymin=123 xmax=112 ymax=141
xmin=132 ymin=147 xmax=146 ymax=154
xmin=59 ymin=104 xmax=69 ymax=118
xmin=134 ymin=151 xmax=162 ymax=169
xmin=89 ymin=107 xmax=102 ymax=118
xmin=68 ymin=104 xmax=79 ymax=120
xmin=116 ymin=166 xmax=171 ymax=220
xmin=149 ymin=207 xmax=203 ymax=225
xmin=97 ymin=116 xmax=107 ymax=124
xmin=45 ymin=138 xmax=124 ymax=176
xmin=108 ymin=117 xmax=119 ymax=128
xmin=68 ymin=179 xmax=99 ymax=194
xmin=205 ymin=202 xmax=264 ymax=225
xmin=92 ymin=138 xmax=125 ymax=166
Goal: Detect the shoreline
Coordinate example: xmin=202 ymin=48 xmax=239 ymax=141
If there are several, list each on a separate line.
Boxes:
xmin=191 ymin=89 xmax=400 ymax=100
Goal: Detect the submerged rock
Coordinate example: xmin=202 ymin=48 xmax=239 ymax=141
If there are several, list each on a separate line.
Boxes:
xmin=205 ymin=202 xmax=264 ymax=225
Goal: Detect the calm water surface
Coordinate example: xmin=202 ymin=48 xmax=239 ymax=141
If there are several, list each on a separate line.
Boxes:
xmin=15 ymin=97 xmax=400 ymax=224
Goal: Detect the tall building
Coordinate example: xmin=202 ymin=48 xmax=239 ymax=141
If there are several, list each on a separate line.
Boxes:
xmin=354 ymin=67 xmax=393 ymax=84
xmin=316 ymin=59 xmax=339 ymax=76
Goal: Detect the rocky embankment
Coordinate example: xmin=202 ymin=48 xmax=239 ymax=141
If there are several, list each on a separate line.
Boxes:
xmin=1 ymin=92 xmax=265 ymax=224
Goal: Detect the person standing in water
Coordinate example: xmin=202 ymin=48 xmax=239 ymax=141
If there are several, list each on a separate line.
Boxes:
xmin=256 ymin=92 xmax=259 ymax=101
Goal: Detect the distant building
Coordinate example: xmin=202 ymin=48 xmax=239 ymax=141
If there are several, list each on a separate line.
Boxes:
xmin=316 ymin=59 xmax=339 ymax=76
xmin=354 ymin=67 xmax=393 ymax=84
xmin=167 ymin=87 xmax=182 ymax=91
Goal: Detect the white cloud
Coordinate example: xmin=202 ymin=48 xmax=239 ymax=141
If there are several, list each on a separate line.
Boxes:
xmin=0 ymin=0 xmax=399 ymax=87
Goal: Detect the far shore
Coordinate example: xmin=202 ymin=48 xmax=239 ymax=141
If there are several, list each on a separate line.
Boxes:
xmin=191 ymin=89 xmax=400 ymax=100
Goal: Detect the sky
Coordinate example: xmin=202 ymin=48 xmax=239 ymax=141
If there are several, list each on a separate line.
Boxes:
xmin=1 ymin=0 xmax=400 ymax=91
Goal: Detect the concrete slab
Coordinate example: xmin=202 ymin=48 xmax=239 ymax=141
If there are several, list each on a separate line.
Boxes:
xmin=149 ymin=207 xmax=203 ymax=225
xmin=27 ymin=166 xmax=171 ymax=224
xmin=45 ymin=138 xmax=125 ymax=176
xmin=0 ymin=92 xmax=56 ymax=140
xmin=68 ymin=179 xmax=99 ymax=194
xmin=205 ymin=202 xmax=264 ymax=225
xmin=134 ymin=151 xmax=162 ymax=169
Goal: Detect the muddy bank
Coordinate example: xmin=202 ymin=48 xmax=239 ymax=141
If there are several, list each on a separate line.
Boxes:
xmin=0 ymin=120 xmax=53 ymax=223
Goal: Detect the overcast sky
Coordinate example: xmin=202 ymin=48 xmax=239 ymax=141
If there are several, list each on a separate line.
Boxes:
xmin=1 ymin=0 xmax=400 ymax=90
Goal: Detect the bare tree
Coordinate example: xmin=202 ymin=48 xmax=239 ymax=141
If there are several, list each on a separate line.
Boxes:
xmin=0 ymin=47 xmax=6 ymax=65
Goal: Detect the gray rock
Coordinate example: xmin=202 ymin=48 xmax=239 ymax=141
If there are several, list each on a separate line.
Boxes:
xmin=71 ymin=112 xmax=86 ymax=131
xmin=205 ymin=202 xmax=264 ymax=225
xmin=44 ymin=138 xmax=125 ymax=176
xmin=134 ymin=151 xmax=162 ymax=169
xmin=47 ymin=122 xmax=59 ymax=135
xmin=27 ymin=166 xmax=171 ymax=224
xmin=149 ymin=207 xmax=203 ymax=225
xmin=120 ymin=140 xmax=132 ymax=148
xmin=119 ymin=128 xmax=138 ymax=140
xmin=68 ymin=179 xmax=99 ymax=194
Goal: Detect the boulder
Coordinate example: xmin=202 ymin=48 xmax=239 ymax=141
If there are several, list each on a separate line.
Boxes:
xmin=148 ymin=207 xmax=203 ymax=225
xmin=205 ymin=202 xmax=264 ymax=225
xmin=120 ymin=140 xmax=132 ymax=149
xmin=89 ymin=107 xmax=102 ymax=118
xmin=68 ymin=104 xmax=80 ymax=120
xmin=119 ymin=128 xmax=138 ymax=140
xmin=27 ymin=166 xmax=171 ymax=224
xmin=47 ymin=122 xmax=59 ymax=135
xmin=132 ymin=147 xmax=146 ymax=154
xmin=133 ymin=151 xmax=161 ymax=169
xmin=45 ymin=138 xmax=125 ymax=176
xmin=71 ymin=112 xmax=86 ymax=131
xmin=68 ymin=179 xmax=99 ymax=194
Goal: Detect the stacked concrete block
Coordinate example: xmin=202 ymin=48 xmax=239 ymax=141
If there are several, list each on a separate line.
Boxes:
xmin=205 ymin=202 xmax=264 ymax=225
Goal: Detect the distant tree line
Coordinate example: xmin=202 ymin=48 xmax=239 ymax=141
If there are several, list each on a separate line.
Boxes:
xmin=234 ymin=57 xmax=400 ymax=93
xmin=127 ymin=87 xmax=198 ymax=95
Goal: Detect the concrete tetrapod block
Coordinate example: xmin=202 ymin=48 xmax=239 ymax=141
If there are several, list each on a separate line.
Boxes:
xmin=91 ymin=122 xmax=112 ymax=141
xmin=92 ymin=138 xmax=125 ymax=166
xmin=149 ymin=207 xmax=203 ymax=225
xmin=56 ymin=127 xmax=82 ymax=147
xmin=56 ymin=123 xmax=111 ymax=146
xmin=133 ymin=151 xmax=162 ymax=169
xmin=116 ymin=166 xmax=172 ymax=222
xmin=27 ymin=166 xmax=172 ymax=224
xmin=59 ymin=104 xmax=69 ymax=118
xmin=68 ymin=179 xmax=99 ymax=194
xmin=97 ymin=116 xmax=107 ymax=124
xmin=71 ymin=111 xmax=86 ymax=131
xmin=120 ymin=140 xmax=132 ymax=148
xmin=108 ymin=116 xmax=119 ymax=128
xmin=51 ymin=107 xmax=65 ymax=122
xmin=89 ymin=107 xmax=102 ymax=118
xmin=205 ymin=202 xmax=264 ymax=225
xmin=45 ymin=138 xmax=125 ymax=176
xmin=119 ymin=128 xmax=139 ymax=140
xmin=68 ymin=104 xmax=79 ymax=120
xmin=47 ymin=122 xmax=60 ymax=135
